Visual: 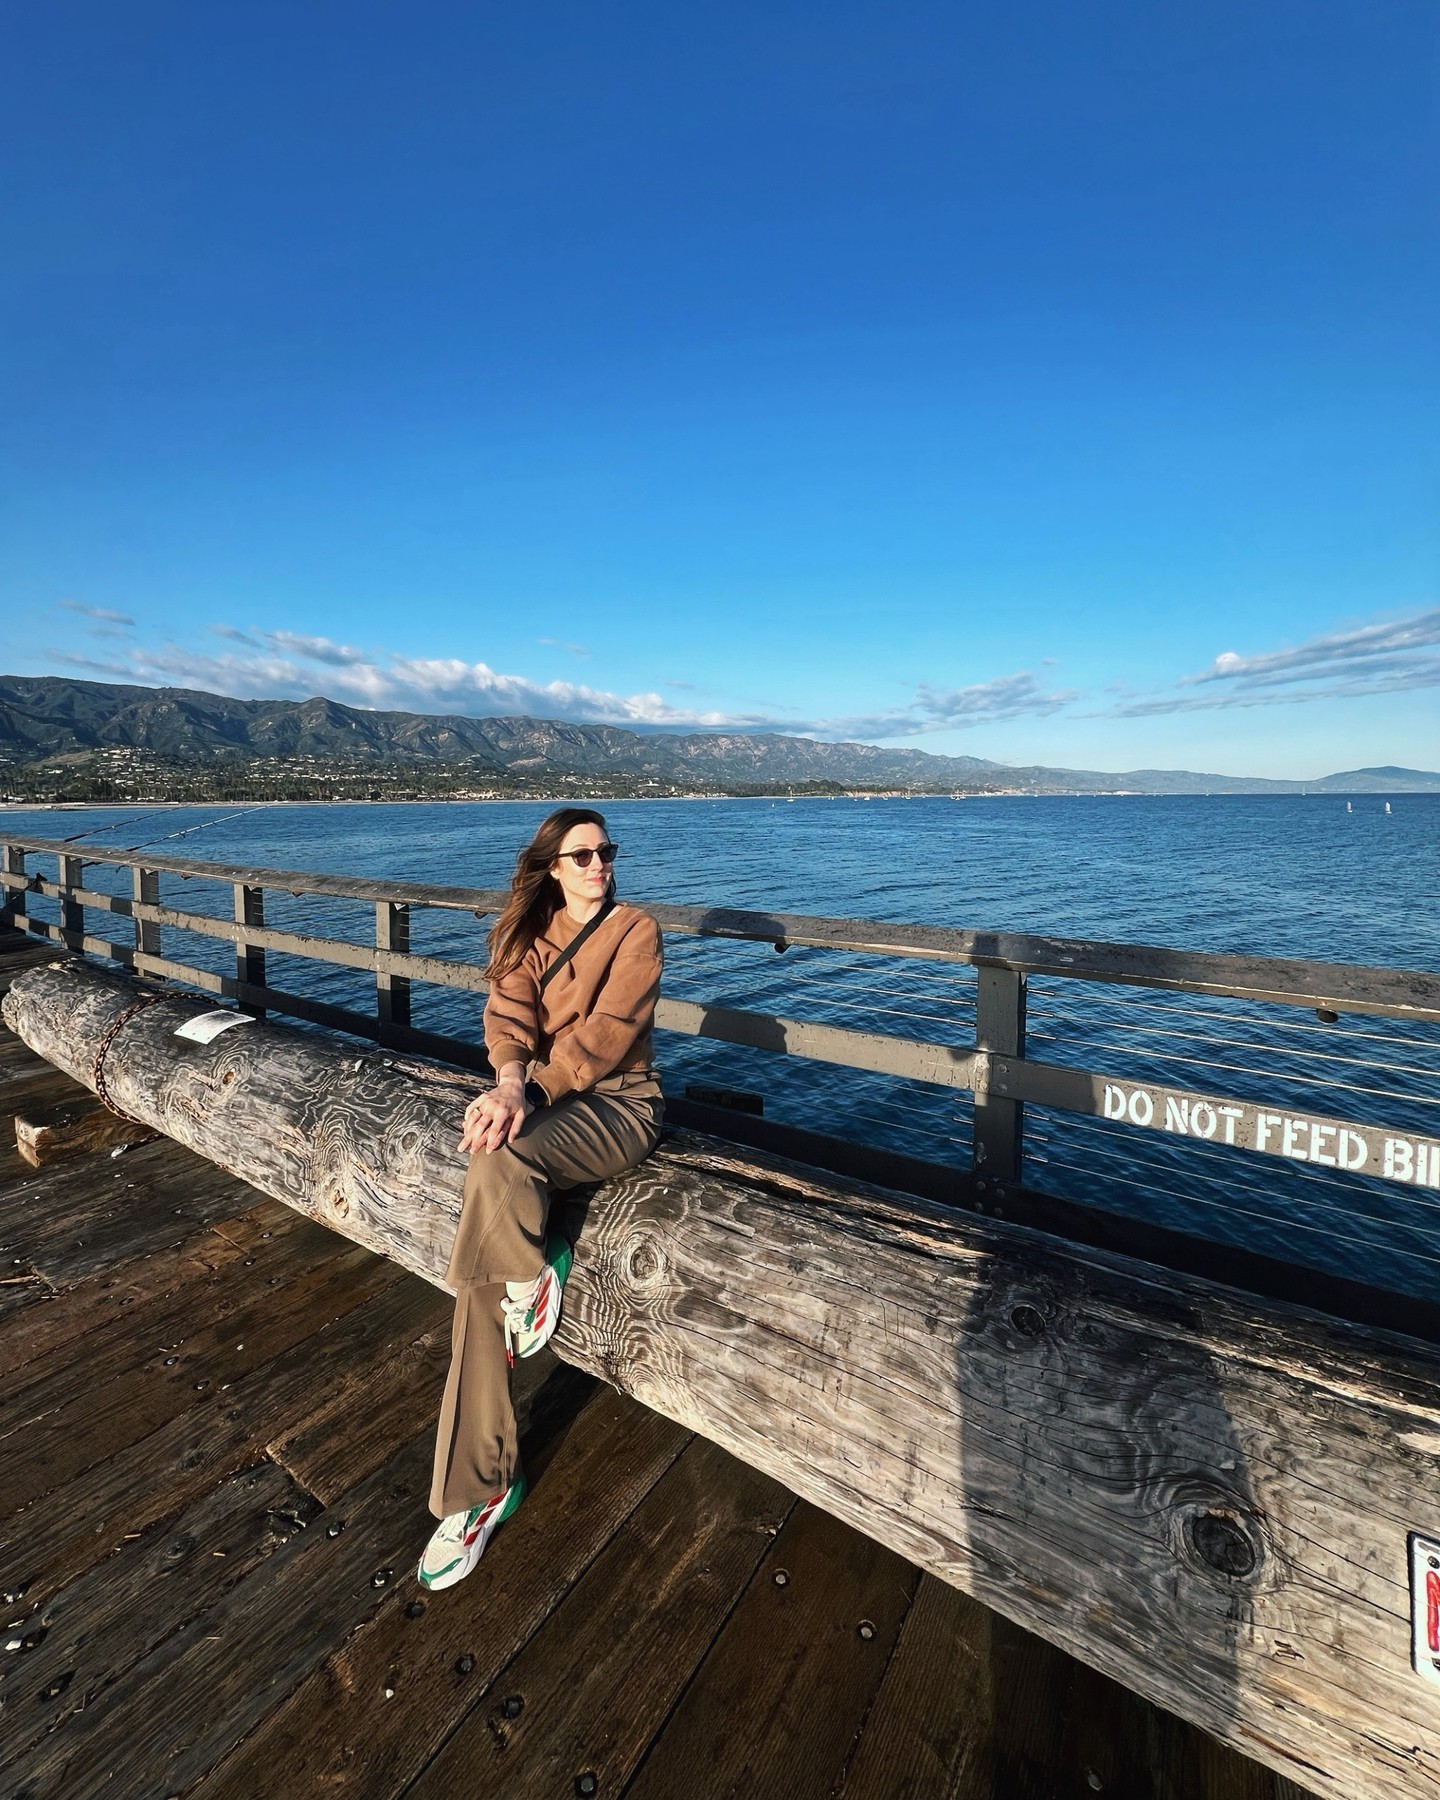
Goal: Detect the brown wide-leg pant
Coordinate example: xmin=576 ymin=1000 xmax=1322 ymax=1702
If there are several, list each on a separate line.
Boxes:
xmin=429 ymin=1069 xmax=663 ymax=1518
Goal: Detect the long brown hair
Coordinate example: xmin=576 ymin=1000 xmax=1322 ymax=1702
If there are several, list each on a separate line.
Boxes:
xmin=486 ymin=807 xmax=613 ymax=981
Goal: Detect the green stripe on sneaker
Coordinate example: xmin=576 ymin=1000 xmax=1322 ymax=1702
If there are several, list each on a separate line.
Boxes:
xmin=544 ymin=1236 xmax=574 ymax=1284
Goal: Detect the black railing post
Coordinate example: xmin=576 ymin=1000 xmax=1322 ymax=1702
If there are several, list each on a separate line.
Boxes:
xmin=235 ymin=883 xmax=266 ymax=1016
xmin=59 ymin=854 xmax=85 ymax=949
xmin=972 ymin=965 xmax=1026 ymax=1187
xmin=376 ymin=900 xmax=411 ymax=1043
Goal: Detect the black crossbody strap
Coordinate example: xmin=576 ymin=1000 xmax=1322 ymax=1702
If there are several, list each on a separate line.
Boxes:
xmin=538 ymin=896 xmax=617 ymax=995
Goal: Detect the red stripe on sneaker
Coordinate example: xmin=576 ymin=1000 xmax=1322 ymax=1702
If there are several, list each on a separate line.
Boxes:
xmin=463 ymin=1495 xmax=503 ymax=1545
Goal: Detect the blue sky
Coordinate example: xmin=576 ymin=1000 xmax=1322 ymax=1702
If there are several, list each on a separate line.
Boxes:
xmin=2 ymin=0 xmax=1435 ymax=777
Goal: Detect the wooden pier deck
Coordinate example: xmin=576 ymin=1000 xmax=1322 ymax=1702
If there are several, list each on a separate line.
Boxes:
xmin=0 ymin=933 xmax=1316 ymax=1800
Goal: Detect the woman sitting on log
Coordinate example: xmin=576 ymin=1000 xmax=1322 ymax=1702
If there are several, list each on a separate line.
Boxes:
xmin=419 ymin=807 xmax=664 ymax=1591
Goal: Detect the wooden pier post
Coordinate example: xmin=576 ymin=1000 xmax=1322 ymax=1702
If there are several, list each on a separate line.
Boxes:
xmin=134 ymin=865 xmax=162 ymax=967
xmin=1 ymin=845 xmax=26 ymax=935
xmin=972 ymin=964 xmax=1026 ymax=1185
xmin=233 ymin=882 xmax=265 ymax=1016
xmin=375 ymin=899 xmax=411 ymax=1043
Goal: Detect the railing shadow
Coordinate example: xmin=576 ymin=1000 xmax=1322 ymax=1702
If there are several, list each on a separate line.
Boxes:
xmin=956 ymin=1225 xmax=1268 ymax=1781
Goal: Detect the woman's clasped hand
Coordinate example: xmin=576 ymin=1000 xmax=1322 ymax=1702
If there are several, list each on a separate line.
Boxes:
xmin=459 ymin=1072 xmax=530 ymax=1155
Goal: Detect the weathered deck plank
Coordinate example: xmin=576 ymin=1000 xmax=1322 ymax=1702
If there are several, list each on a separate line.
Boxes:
xmin=0 ymin=1138 xmax=263 ymax=1285
xmin=0 ymin=1197 xmax=292 ymax=1382
xmin=834 ymin=1576 xmax=1007 ymax=1799
xmin=405 ymin=1433 xmax=794 ymax=1800
xmin=0 ymin=1460 xmax=321 ymax=1780
xmin=623 ymin=1499 xmax=918 ymax=1800
xmin=1 ymin=1232 xmax=402 ymax=1515
xmin=4 ymin=1432 xmax=439 ymax=1799
xmin=0 ymin=1202 xmax=309 ymax=1398
xmin=0 ymin=1275 xmax=455 ymax=1606
xmin=195 ymin=1389 xmax=698 ymax=1798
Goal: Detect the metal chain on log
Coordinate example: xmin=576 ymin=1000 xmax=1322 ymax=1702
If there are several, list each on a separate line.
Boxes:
xmin=90 ymin=988 xmax=170 ymax=1124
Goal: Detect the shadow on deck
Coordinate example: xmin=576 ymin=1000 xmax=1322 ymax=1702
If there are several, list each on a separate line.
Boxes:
xmin=0 ymin=932 xmax=1317 ymax=1800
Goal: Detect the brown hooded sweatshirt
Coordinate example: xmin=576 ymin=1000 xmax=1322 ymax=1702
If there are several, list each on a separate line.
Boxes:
xmin=483 ymin=902 xmax=663 ymax=1105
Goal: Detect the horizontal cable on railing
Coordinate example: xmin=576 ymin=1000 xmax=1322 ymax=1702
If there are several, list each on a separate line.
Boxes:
xmin=6 ymin=832 xmax=1437 ymax=1018
xmin=720 ymin=963 xmax=979 ymax=1004
xmin=1027 ymin=989 xmax=1439 ymax=1052
xmin=1026 ymin=1000 xmax=1440 ymax=1062
xmin=5 ymin=842 xmax=1437 ymax=1241
xmin=1025 ymin=1021 xmax=1440 ymax=1086
xmin=1030 ymin=1037 xmax=1440 ymax=1115
xmin=1040 ymin=1117 xmax=1440 ymax=1224
xmin=1030 ymin=1155 xmax=1440 ymax=1268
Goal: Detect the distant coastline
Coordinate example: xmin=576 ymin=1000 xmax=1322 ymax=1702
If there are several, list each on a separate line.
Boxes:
xmin=3 ymin=673 xmax=1437 ymax=804
xmin=4 ymin=790 xmax=1432 ymax=820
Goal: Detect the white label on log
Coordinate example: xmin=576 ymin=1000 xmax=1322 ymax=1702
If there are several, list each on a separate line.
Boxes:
xmin=174 ymin=1010 xmax=255 ymax=1044
xmin=1410 ymin=1534 xmax=1440 ymax=1688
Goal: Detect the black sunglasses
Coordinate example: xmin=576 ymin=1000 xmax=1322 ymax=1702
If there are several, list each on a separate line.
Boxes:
xmin=555 ymin=842 xmax=620 ymax=868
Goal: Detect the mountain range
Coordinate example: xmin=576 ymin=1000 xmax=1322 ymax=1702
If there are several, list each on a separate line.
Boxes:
xmin=1 ymin=675 xmax=1436 ymax=795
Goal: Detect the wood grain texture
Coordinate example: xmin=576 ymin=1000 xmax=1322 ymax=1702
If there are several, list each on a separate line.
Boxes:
xmin=561 ymin=1143 xmax=1440 ymax=1800
xmin=5 ymin=958 xmax=1437 ymax=1799
xmin=0 ymin=1226 xmax=399 ymax=1515
xmin=834 ymin=1576 xmax=1002 ymax=1800
xmin=0 ymin=1199 xmax=292 ymax=1383
xmin=0 ymin=1135 xmax=265 ymax=1286
xmin=1 ymin=1431 xmax=441 ymax=1800
xmin=3 ymin=959 xmax=474 ymax=1290
xmin=0 ymin=1459 xmax=321 ymax=1779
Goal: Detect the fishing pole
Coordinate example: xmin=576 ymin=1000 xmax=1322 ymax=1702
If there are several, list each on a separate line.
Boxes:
xmin=58 ymin=808 xmax=173 ymax=845
xmin=116 ymin=805 xmax=265 ymax=855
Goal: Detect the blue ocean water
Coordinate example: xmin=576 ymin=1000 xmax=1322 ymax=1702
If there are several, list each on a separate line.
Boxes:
xmin=4 ymin=793 xmax=1438 ymax=1297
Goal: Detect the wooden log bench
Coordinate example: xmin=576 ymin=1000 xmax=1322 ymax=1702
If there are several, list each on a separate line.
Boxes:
xmin=6 ymin=955 xmax=1440 ymax=1800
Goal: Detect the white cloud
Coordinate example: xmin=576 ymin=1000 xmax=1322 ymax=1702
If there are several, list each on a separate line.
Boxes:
xmin=42 ymin=622 xmax=1082 ymax=744
xmin=47 ymin=631 xmax=752 ymax=729
xmin=59 ymin=599 xmax=134 ymax=625
xmin=266 ymin=631 xmax=370 ymax=667
xmin=1113 ymin=605 xmax=1440 ymax=717
xmin=803 ymin=671 xmax=1079 ymax=740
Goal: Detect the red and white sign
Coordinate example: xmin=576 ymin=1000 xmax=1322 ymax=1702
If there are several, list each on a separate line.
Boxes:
xmin=1409 ymin=1533 xmax=1440 ymax=1688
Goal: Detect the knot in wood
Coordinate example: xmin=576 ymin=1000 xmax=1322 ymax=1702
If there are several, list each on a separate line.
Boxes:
xmin=621 ymin=1230 xmax=668 ymax=1296
xmin=1185 ymin=1507 xmax=1260 ymax=1580
xmin=1171 ymin=1497 xmax=1268 ymax=1590
xmin=1008 ymin=1303 xmax=1047 ymax=1340
xmin=330 ymin=1189 xmax=349 ymax=1218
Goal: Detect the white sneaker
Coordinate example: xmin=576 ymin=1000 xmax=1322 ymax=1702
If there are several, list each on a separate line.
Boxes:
xmin=417 ymin=1476 xmax=527 ymax=1591
xmin=500 ymin=1235 xmax=574 ymax=1364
